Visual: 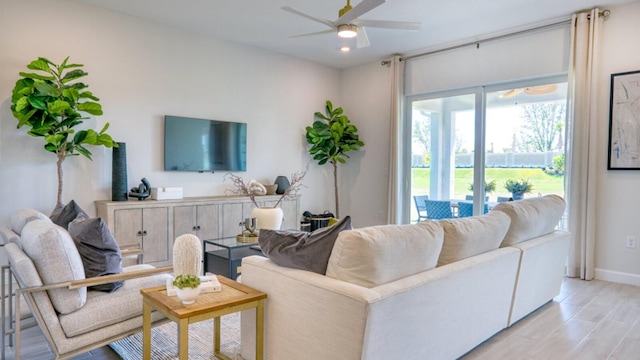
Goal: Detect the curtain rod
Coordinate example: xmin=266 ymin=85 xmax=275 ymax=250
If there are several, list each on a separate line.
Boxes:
xmin=397 ymin=9 xmax=609 ymax=63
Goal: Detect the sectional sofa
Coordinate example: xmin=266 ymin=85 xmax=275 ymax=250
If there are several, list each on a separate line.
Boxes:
xmin=240 ymin=195 xmax=569 ymax=360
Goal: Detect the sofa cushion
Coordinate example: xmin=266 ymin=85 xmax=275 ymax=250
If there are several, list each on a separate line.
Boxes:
xmin=58 ymin=264 xmax=170 ymax=337
xmin=50 ymin=200 xmax=88 ymax=229
xmin=326 ymin=221 xmax=444 ymax=288
xmin=68 ymin=213 xmax=124 ymax=292
xmin=492 ymin=195 xmax=566 ymax=247
xmin=10 ymin=208 xmax=51 ymax=236
xmin=437 ymin=211 xmax=511 ymax=266
xmin=21 ymin=219 xmax=87 ymax=314
xmin=259 ymin=216 xmax=352 ymax=274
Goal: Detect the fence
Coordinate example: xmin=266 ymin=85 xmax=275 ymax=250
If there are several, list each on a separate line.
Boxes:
xmin=412 ymin=151 xmax=562 ymax=168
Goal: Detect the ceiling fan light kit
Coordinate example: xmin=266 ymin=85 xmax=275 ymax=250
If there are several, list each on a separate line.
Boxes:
xmin=283 ymin=0 xmax=420 ymax=49
xmin=338 ymin=24 xmax=358 ymax=38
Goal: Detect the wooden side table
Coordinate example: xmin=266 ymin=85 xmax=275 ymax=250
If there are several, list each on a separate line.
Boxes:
xmin=141 ymin=276 xmax=267 ymax=360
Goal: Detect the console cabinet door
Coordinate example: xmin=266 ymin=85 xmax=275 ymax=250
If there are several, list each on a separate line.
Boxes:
xmin=221 ymin=203 xmax=243 ymax=238
xmin=114 ymin=208 xmax=143 ymax=249
xmin=142 ymin=207 xmax=169 ymax=265
xmin=196 ymin=204 xmax=219 ymax=240
xmin=174 ymin=205 xmax=197 ymax=237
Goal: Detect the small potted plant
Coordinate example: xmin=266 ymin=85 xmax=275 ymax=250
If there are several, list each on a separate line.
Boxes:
xmin=173 ymin=274 xmax=202 ymax=305
xmin=504 ymin=179 xmax=533 ymax=200
xmin=468 ymin=180 xmax=497 ymax=194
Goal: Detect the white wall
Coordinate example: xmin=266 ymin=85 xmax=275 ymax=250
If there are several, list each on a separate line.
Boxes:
xmin=594 ymin=1 xmax=640 ymax=285
xmin=340 ymin=61 xmax=393 ymax=227
xmin=0 ymin=0 xmax=341 ymax=226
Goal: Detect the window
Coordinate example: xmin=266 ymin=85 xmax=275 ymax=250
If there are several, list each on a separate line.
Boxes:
xmin=408 ymin=76 xmax=567 ymax=222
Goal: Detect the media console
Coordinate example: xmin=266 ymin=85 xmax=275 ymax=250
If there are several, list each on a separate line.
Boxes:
xmin=96 ymin=195 xmax=299 ymax=267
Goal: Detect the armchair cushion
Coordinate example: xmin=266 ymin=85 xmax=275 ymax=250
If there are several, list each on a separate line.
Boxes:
xmin=68 ymin=213 xmax=124 ymax=292
xmin=259 ymin=216 xmax=352 ymax=274
xmin=21 ymin=219 xmax=87 ymax=314
xmin=58 ymin=265 xmax=170 ymax=337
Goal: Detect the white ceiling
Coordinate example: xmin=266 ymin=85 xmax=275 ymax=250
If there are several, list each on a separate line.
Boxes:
xmin=69 ymin=0 xmax=634 ymax=69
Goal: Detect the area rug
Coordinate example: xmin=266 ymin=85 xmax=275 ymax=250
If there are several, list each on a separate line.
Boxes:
xmin=109 ymin=313 xmax=242 ymax=359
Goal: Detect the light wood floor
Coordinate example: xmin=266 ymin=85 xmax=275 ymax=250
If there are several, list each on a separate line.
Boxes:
xmin=3 ymin=277 xmax=640 ymax=359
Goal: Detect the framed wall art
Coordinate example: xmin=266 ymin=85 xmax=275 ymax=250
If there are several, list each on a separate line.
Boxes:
xmin=608 ymin=70 xmax=640 ymax=170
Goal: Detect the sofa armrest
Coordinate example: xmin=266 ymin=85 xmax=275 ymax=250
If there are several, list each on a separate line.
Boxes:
xmin=508 ymin=230 xmax=570 ymax=325
xmin=240 ymin=255 xmax=381 ymax=360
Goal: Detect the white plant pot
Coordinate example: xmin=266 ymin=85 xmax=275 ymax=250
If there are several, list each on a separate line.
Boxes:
xmin=176 ymin=286 xmax=201 ymax=305
xmin=251 ymin=207 xmax=284 ymax=230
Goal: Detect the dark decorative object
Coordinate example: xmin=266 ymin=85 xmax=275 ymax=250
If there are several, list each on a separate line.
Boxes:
xmin=111 ymin=142 xmax=128 ymax=201
xmin=129 ymin=178 xmax=151 ymax=200
xmin=274 ymin=176 xmax=290 ymax=194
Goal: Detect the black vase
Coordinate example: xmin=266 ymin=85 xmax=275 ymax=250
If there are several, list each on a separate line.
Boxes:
xmin=112 ymin=142 xmax=128 ymax=201
xmin=274 ymin=176 xmax=290 ymax=194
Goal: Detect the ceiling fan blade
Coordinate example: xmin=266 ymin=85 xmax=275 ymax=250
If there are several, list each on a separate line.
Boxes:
xmin=282 ymin=6 xmax=336 ymax=29
xmin=291 ymin=29 xmax=335 ymax=38
xmin=357 ymin=26 xmax=370 ymax=48
xmin=523 ymin=84 xmax=558 ymax=95
xmin=336 ymin=0 xmax=386 ymax=25
xmin=501 ymin=89 xmax=525 ymax=98
xmin=353 ymin=19 xmax=421 ymax=31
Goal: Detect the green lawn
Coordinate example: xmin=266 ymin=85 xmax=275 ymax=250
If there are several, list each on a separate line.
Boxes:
xmin=412 ymin=167 xmax=564 ymax=201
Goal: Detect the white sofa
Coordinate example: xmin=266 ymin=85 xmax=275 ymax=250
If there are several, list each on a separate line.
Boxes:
xmin=240 ymin=195 xmax=569 ymax=360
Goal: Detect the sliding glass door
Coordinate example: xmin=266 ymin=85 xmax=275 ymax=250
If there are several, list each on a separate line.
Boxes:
xmin=407 ymin=76 xmax=567 ymax=223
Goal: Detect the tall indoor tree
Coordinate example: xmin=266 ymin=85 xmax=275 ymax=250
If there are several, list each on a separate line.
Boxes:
xmin=305 ymin=100 xmax=364 ymax=218
xmin=10 ymin=56 xmax=117 ymax=207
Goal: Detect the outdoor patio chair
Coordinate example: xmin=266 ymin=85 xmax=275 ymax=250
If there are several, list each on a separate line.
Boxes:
xmin=413 ymin=195 xmax=429 ymax=222
xmin=424 ymin=199 xmax=453 ymax=219
xmin=458 ymin=201 xmax=489 ymax=217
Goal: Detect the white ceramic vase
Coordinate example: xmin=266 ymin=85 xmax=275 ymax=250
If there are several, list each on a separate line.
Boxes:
xmin=176 ymin=286 xmax=201 ymax=305
xmin=251 ymin=207 xmax=284 ymax=230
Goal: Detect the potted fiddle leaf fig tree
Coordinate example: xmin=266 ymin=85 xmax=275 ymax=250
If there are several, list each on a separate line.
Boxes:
xmin=10 ymin=56 xmax=117 ymax=207
xmin=306 ymin=100 xmax=364 ymax=218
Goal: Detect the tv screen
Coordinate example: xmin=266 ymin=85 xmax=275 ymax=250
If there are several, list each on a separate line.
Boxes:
xmin=164 ymin=115 xmax=247 ymax=172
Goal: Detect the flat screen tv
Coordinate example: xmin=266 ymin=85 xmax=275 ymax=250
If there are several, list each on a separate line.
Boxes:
xmin=164 ymin=115 xmax=247 ymax=172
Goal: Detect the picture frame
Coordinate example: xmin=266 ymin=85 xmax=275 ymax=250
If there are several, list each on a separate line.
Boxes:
xmin=608 ymin=70 xmax=640 ymax=170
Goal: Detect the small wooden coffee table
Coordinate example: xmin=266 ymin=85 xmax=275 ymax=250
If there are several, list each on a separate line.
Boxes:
xmin=141 ymin=275 xmax=267 ymax=360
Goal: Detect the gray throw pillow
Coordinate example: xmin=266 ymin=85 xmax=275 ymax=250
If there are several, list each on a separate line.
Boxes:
xmin=258 ymin=216 xmax=352 ymax=274
xmin=68 ymin=213 xmax=124 ymax=292
xmin=50 ymin=200 xmax=88 ymax=229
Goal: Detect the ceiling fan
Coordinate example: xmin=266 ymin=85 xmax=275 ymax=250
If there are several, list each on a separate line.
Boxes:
xmin=501 ymin=84 xmax=559 ymax=98
xmin=282 ymin=0 xmax=421 ymax=48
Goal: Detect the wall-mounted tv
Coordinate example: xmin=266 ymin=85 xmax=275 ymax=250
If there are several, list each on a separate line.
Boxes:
xmin=164 ymin=115 xmax=247 ymax=172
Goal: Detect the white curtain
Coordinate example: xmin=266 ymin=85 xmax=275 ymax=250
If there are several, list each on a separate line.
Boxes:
xmin=387 ymin=55 xmax=404 ymax=224
xmin=565 ymin=9 xmax=604 ymax=279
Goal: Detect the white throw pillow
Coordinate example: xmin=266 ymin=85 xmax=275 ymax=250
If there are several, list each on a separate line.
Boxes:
xmin=492 ymin=194 xmax=566 ymax=247
xmin=437 ymin=211 xmax=511 ymax=266
xmin=326 ymin=221 xmax=444 ymax=288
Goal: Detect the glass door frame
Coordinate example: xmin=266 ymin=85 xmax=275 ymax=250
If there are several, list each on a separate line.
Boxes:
xmin=403 ymin=74 xmax=568 ymax=223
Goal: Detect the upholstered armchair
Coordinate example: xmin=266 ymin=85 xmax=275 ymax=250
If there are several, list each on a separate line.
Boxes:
xmin=0 ymin=209 xmax=173 ymax=360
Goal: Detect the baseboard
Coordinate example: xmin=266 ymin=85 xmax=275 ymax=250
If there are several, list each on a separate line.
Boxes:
xmin=595 ymin=268 xmax=640 ymax=286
